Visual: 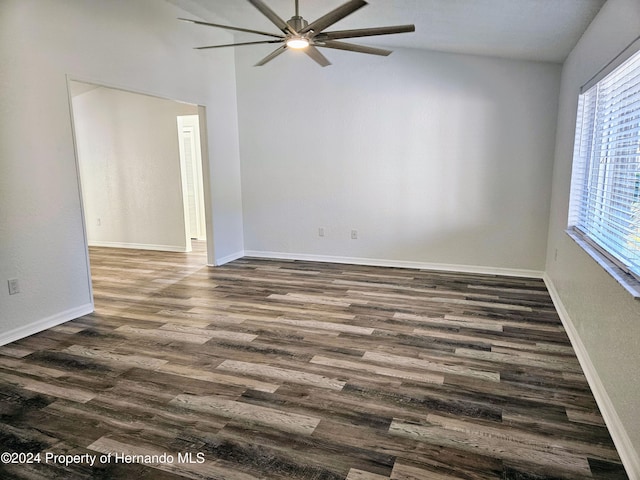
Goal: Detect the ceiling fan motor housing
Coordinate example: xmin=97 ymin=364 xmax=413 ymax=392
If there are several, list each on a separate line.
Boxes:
xmin=287 ymin=15 xmax=308 ymax=33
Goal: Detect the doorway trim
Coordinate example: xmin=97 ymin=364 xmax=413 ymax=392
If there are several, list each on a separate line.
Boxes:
xmin=65 ymin=74 xmax=217 ymax=293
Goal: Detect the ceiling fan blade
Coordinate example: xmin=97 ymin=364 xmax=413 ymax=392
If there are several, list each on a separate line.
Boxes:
xmin=248 ymin=0 xmax=297 ymax=35
xmin=195 ymin=40 xmax=283 ymax=50
xmin=316 ymin=24 xmax=415 ymax=40
xmin=318 ymin=40 xmax=391 ymax=56
xmin=303 ymin=45 xmax=332 ymax=67
xmin=178 ymin=18 xmax=283 ymax=39
xmin=300 ymin=0 xmax=367 ymax=35
xmin=255 ymin=44 xmax=288 ymax=66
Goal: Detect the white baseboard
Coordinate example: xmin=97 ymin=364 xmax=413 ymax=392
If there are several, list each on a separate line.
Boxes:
xmin=243 ymin=250 xmax=544 ymax=278
xmin=213 ymin=250 xmax=245 ymax=266
xmin=0 ymin=303 xmax=94 ymax=347
xmin=88 ymin=241 xmax=189 ymax=253
xmin=543 ymin=274 xmax=640 ymax=480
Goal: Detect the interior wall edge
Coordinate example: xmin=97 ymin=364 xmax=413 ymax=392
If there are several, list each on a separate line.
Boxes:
xmin=243 ymin=250 xmax=545 ymax=279
xmin=65 ymin=74 xmax=94 ymax=316
xmin=0 ymin=303 xmax=94 ymax=348
xmin=66 ymin=75 xmax=202 ymax=111
xmin=543 ymin=273 xmax=640 ymax=480
xmin=213 ymin=250 xmax=246 ymax=266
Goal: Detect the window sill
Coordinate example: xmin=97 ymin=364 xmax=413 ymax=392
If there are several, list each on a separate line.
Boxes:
xmin=565 ymin=229 xmax=640 ymax=299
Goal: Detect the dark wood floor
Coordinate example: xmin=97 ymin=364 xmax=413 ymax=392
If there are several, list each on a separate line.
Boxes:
xmin=0 ymin=245 xmax=629 ymax=479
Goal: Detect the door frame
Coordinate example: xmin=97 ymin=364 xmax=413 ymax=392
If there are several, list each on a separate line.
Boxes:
xmin=65 ymin=75 xmax=217 ymax=298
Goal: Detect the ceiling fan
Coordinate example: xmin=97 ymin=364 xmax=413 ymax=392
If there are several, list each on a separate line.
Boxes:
xmin=179 ymin=0 xmax=415 ymax=66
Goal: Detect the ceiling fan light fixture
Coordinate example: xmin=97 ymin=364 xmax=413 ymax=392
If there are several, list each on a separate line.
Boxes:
xmin=184 ymin=0 xmax=415 ymax=66
xmin=286 ymin=36 xmax=310 ymax=49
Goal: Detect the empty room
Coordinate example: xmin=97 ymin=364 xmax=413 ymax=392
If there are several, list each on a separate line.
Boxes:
xmin=1 ymin=0 xmax=639 ymax=479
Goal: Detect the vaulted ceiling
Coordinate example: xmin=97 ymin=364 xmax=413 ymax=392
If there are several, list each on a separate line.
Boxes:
xmin=167 ymin=0 xmax=606 ymax=63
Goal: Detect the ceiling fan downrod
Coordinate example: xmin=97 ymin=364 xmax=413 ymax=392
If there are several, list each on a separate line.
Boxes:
xmin=288 ymin=0 xmax=308 ymax=32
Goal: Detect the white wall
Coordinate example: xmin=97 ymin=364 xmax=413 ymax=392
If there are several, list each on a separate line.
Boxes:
xmin=72 ymin=85 xmax=197 ymax=252
xmin=235 ymin=46 xmax=561 ymax=275
xmin=545 ymin=0 xmax=640 ymax=475
xmin=0 ymin=0 xmax=244 ymax=344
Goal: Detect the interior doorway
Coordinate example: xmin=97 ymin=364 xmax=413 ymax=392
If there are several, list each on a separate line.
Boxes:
xmin=68 ymin=80 xmax=212 ymax=260
xmin=177 ymin=115 xmax=207 ymax=244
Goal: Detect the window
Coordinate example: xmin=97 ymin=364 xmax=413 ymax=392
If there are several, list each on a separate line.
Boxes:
xmin=568 ymin=47 xmax=640 ymax=292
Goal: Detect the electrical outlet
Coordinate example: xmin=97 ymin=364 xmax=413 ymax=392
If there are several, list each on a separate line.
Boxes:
xmin=318 ymin=227 xmax=325 ymax=237
xmin=97 ymin=218 xmax=101 ymax=226
xmin=8 ymin=278 xmax=20 ymax=295
xmin=351 ymin=229 xmax=358 ymax=240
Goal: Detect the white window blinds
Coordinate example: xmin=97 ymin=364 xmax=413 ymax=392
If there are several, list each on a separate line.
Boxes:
xmin=569 ymin=48 xmax=640 ymax=279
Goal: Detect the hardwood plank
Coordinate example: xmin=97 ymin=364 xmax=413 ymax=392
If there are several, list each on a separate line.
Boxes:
xmin=388 ymin=418 xmax=593 ymax=478
xmin=63 ymin=344 xmax=169 ymax=369
xmin=0 ymin=371 xmax=96 ymax=403
xmin=346 ymin=468 xmax=390 ymax=480
xmin=88 ymin=436 xmax=260 ymax=480
xmin=155 ymin=363 xmax=280 ymax=393
xmin=170 ymin=394 xmax=321 ymax=435
xmin=310 ymin=355 xmax=445 ymax=385
xmin=362 ymin=351 xmax=500 ymax=382
xmin=390 ymin=461 xmax=464 ymax=480
xmin=216 ymin=359 xmax=346 ymax=390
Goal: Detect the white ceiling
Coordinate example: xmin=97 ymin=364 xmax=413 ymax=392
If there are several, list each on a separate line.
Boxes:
xmin=168 ymin=0 xmax=606 ymax=63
